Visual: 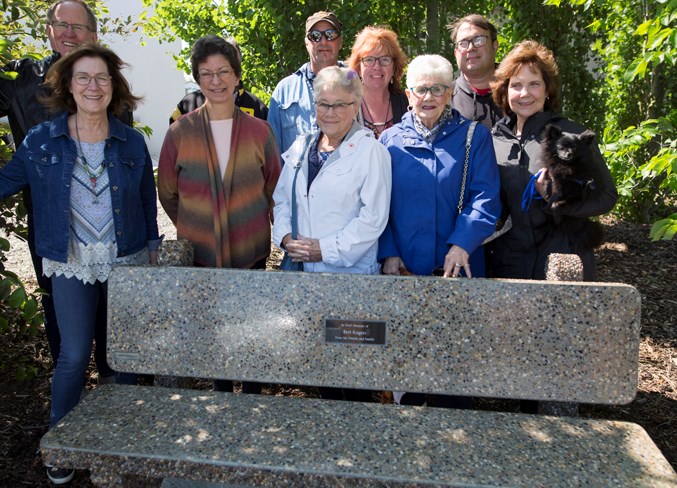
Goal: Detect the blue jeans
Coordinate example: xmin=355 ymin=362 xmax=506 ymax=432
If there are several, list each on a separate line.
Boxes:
xmin=27 ymin=211 xmax=60 ymax=365
xmin=49 ymin=275 xmax=107 ymax=428
xmin=27 ymin=208 xmax=113 ymax=379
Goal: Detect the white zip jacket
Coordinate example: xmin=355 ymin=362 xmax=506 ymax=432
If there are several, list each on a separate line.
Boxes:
xmin=273 ymin=122 xmax=392 ymax=274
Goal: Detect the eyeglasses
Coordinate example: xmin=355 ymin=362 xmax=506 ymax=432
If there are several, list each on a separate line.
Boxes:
xmin=455 ymin=35 xmax=490 ymax=51
xmin=73 ymin=73 xmax=112 ymax=86
xmin=307 ymin=29 xmax=341 ymax=43
xmin=408 ymin=84 xmax=450 ymax=98
xmin=198 ymin=69 xmax=235 ymax=81
xmin=361 ymin=56 xmax=394 ymax=67
xmin=316 ymin=101 xmax=355 ymax=114
xmin=49 ymin=20 xmax=93 ymax=35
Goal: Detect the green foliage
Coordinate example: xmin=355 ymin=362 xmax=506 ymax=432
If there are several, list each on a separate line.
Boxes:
xmin=497 ymin=0 xmax=604 ymax=133
xmin=603 ymin=111 xmax=677 ymax=222
xmin=134 ymin=122 xmax=154 ymax=138
xmin=140 ymin=0 xmax=431 ymax=102
xmin=555 ymin=0 xmax=677 ymax=232
xmin=650 ymin=212 xmax=677 ymax=241
xmin=0 ymin=267 xmax=44 ymax=337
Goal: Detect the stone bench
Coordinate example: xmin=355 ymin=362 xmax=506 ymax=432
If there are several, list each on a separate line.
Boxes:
xmin=40 ymin=266 xmax=677 ymax=487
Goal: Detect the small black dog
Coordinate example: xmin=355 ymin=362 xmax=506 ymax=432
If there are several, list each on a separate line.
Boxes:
xmin=540 ymin=124 xmax=604 ymax=250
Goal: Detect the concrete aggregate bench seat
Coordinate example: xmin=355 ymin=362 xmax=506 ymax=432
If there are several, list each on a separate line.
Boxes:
xmin=40 ymin=266 xmax=677 ymax=487
xmin=43 ymin=385 xmax=674 ymax=487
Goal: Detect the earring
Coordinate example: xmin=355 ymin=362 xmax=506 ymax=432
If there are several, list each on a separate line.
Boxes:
xmin=390 ymin=78 xmax=393 ymax=84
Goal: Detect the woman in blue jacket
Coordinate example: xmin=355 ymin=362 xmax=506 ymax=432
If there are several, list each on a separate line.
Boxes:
xmin=0 ymin=44 xmax=160 ymax=484
xmin=378 ymin=55 xmax=500 ymax=408
xmin=379 ymin=54 xmax=500 ymax=279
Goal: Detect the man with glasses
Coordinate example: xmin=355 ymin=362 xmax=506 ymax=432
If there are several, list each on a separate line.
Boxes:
xmin=448 ymin=14 xmax=503 ymax=129
xmin=0 ymin=1 xmax=120 ymax=411
xmin=1 ymin=0 xmax=97 ymax=148
xmin=267 ymin=11 xmax=345 ymax=157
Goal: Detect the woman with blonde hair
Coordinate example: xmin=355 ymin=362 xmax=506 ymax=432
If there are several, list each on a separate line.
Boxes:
xmin=347 ymin=26 xmax=408 ymax=138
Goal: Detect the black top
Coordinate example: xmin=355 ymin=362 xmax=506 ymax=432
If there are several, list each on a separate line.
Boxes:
xmin=488 ymin=111 xmax=617 ymax=280
xmin=451 ymin=73 xmax=503 ymax=130
xmin=359 ymin=91 xmax=409 ymax=138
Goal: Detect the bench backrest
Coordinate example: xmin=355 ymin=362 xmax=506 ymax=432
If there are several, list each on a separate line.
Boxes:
xmin=108 ymin=266 xmax=641 ymax=404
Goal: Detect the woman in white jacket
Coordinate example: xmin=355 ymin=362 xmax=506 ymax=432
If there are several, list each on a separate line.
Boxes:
xmin=273 ymin=66 xmax=392 ymax=276
xmin=272 ymin=66 xmax=391 ymax=402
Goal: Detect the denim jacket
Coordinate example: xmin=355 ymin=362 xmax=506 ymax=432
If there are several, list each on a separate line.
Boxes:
xmin=0 ymin=111 xmax=161 ymax=263
xmin=268 ymin=62 xmax=346 ymax=157
xmin=267 ymin=63 xmax=318 ymax=157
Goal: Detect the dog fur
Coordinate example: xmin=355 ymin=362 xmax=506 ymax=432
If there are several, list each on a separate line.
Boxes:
xmin=540 ymin=124 xmax=605 ymax=250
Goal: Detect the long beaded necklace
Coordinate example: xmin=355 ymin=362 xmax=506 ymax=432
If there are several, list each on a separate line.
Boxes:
xmin=362 ymin=96 xmax=392 ymax=137
xmin=74 ymin=114 xmax=106 ymax=203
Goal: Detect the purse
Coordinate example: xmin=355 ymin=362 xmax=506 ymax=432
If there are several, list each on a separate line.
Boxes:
xmin=279 ymin=161 xmax=304 ymax=271
xmin=458 ymin=121 xmax=512 ymax=245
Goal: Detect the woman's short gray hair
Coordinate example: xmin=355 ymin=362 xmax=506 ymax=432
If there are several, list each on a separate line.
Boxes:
xmin=406 ymin=55 xmax=455 ymax=89
xmin=314 ymin=66 xmax=363 ymax=104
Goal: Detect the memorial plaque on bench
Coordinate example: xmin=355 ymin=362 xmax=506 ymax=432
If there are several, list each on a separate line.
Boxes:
xmin=325 ymin=319 xmax=386 ymax=345
xmin=107 ymin=267 xmax=641 ymax=404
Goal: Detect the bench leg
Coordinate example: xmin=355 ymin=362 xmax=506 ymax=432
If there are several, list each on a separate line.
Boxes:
xmin=153 ymin=375 xmax=196 ymax=389
xmin=539 ymin=401 xmax=579 ymax=416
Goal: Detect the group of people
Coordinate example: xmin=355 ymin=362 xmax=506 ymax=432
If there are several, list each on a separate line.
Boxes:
xmin=0 ymin=1 xmax=617 ymax=485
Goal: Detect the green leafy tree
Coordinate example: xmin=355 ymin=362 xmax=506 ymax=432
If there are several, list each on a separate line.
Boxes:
xmin=545 ymin=0 xmax=676 ymax=236
xmin=141 ymin=0 xmax=432 ymax=102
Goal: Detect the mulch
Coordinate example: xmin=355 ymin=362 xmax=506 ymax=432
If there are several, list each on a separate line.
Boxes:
xmin=0 ymin=216 xmax=674 ymax=487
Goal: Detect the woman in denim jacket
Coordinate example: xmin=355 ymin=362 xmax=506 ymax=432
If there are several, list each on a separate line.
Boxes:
xmin=0 ymin=44 xmax=160 ymax=484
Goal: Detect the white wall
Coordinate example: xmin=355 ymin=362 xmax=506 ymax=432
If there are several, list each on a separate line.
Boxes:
xmin=101 ymin=0 xmax=186 ymax=161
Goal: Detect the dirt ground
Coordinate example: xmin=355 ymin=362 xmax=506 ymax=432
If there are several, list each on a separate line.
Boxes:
xmin=0 ymin=215 xmax=675 ymax=487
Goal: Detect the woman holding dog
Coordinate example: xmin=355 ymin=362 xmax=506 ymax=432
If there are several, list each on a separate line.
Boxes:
xmin=488 ymin=40 xmax=617 ymax=281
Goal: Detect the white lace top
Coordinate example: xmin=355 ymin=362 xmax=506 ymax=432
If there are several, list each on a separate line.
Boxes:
xmin=42 ymin=140 xmax=149 ymax=284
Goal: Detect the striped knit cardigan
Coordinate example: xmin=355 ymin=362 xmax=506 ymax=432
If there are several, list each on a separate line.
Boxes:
xmin=158 ymin=105 xmax=281 ymax=268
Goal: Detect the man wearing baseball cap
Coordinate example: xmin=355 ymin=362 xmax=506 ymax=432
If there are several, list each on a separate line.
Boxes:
xmin=267 ymin=11 xmax=344 ymax=157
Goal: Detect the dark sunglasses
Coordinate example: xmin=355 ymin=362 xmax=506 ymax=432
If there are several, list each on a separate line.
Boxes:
xmin=307 ymin=29 xmax=341 ymax=43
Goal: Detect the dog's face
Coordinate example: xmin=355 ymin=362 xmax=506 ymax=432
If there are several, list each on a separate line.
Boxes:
xmin=543 ymin=124 xmax=596 ymax=164
xmin=555 ymin=135 xmax=579 ymax=161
